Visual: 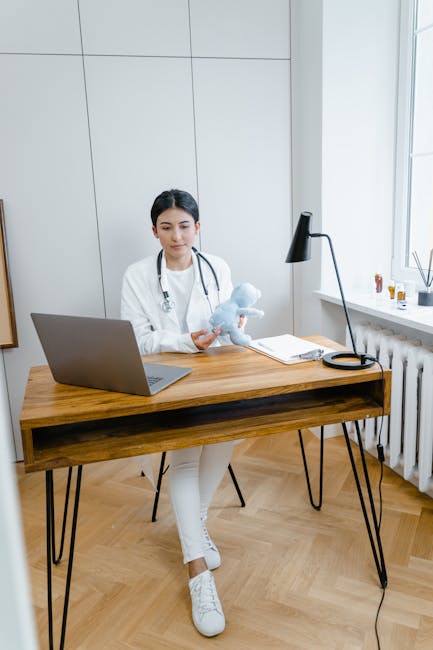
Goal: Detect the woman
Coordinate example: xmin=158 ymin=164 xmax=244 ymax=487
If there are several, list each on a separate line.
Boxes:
xmin=121 ymin=189 xmax=239 ymax=637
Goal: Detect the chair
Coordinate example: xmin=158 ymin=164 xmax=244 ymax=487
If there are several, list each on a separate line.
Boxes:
xmin=143 ymin=451 xmax=245 ymax=522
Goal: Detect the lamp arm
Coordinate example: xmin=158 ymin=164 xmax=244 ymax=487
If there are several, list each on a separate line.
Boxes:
xmin=310 ymin=232 xmax=357 ymax=354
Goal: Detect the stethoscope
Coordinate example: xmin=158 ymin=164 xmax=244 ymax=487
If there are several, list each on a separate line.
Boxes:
xmin=157 ymin=246 xmax=220 ymax=314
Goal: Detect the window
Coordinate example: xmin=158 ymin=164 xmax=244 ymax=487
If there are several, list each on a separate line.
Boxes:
xmin=394 ymin=0 xmax=433 ymax=282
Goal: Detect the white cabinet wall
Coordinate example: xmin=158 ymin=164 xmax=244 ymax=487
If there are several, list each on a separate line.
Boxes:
xmin=0 ymin=55 xmax=105 ymax=459
xmin=84 ymin=56 xmax=198 ymax=317
xmin=0 ymin=1 xmax=292 ymax=459
xmin=193 ymin=58 xmax=291 ymax=337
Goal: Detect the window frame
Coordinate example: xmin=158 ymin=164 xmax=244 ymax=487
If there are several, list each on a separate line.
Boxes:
xmin=392 ymin=0 xmax=419 ymax=284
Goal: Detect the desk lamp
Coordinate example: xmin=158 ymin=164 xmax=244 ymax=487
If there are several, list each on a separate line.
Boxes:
xmin=286 ymin=212 xmax=375 ymax=370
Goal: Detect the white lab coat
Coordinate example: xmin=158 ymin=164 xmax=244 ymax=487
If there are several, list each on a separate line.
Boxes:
xmin=121 ymin=249 xmax=234 ymax=484
xmin=121 ymin=250 xmax=233 ymax=354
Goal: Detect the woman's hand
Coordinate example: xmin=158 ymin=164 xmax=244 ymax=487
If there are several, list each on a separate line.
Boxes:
xmin=238 ymin=315 xmax=246 ymax=328
xmin=191 ymin=327 xmax=222 ymax=350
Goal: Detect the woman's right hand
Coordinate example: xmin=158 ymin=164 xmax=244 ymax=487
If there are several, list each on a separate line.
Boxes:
xmin=191 ymin=327 xmax=222 ymax=351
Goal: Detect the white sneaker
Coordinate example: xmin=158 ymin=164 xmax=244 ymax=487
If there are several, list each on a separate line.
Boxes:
xmin=201 ymin=523 xmax=221 ymax=570
xmin=189 ymin=570 xmax=225 ymax=637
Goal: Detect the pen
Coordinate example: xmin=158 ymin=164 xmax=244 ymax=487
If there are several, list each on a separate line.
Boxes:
xmin=294 ymin=348 xmax=324 ymax=360
xmin=256 ymin=342 xmax=324 ymax=361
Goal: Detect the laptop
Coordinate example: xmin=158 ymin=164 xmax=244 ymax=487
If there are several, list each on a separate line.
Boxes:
xmin=31 ymin=313 xmax=192 ymax=396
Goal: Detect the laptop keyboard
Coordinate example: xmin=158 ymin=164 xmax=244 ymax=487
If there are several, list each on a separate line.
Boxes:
xmin=147 ymin=375 xmax=162 ymax=386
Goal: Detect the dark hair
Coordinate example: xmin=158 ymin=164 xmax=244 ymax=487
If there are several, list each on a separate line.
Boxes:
xmin=150 ymin=189 xmax=199 ymax=226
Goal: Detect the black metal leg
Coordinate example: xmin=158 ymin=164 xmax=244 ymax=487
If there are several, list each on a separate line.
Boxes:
xmin=150 ymin=454 xmax=246 ymax=521
xmin=341 ymin=422 xmax=387 ymax=588
xmin=49 ymin=467 xmax=73 ymax=565
xmin=298 ymin=426 xmax=324 ymax=511
xmin=46 ymin=472 xmax=54 ymax=648
xmin=46 ymin=466 xmax=83 ymax=650
xmin=228 ymin=463 xmax=245 ymax=507
xmin=151 ymin=451 xmax=169 ymax=522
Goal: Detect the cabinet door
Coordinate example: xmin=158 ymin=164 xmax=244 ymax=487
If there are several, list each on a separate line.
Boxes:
xmin=84 ymin=56 xmax=197 ymax=318
xmin=79 ymin=0 xmax=190 ymax=56
xmin=0 ymin=55 xmax=104 ymax=458
xmin=0 ymin=0 xmax=81 ymax=53
xmin=193 ymin=59 xmax=292 ymax=338
xmin=189 ymin=0 xmax=290 ymax=59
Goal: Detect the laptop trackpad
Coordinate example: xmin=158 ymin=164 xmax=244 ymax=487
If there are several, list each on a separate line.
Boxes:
xmin=143 ymin=362 xmax=191 ymax=391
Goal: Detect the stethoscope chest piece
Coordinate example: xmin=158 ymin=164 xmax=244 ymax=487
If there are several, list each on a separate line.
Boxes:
xmin=157 ymin=247 xmax=219 ymax=315
xmin=161 ymin=295 xmax=175 ymax=313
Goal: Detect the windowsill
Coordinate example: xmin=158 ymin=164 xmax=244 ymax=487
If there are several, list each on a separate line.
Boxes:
xmin=316 ymin=289 xmax=433 ymax=337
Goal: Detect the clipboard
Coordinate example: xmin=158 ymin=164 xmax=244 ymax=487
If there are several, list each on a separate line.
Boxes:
xmin=248 ymin=334 xmax=336 ymax=365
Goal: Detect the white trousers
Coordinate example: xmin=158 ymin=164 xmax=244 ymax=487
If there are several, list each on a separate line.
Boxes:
xmin=168 ymin=441 xmax=235 ymax=564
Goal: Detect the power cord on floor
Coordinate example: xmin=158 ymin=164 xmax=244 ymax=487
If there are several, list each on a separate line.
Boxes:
xmin=375 ymin=586 xmax=386 ymax=649
xmin=373 ymin=357 xmax=386 ymax=650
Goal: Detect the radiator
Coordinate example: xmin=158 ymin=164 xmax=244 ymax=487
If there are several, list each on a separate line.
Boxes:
xmin=352 ymin=322 xmax=433 ymax=496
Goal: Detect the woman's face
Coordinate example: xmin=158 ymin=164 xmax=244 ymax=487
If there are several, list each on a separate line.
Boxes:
xmin=152 ymin=208 xmax=200 ymax=268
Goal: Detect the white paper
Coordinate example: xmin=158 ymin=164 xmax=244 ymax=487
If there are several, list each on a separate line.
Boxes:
xmin=248 ymin=334 xmax=336 ymax=364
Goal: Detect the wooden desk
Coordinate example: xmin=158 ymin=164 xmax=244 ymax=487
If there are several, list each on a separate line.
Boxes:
xmin=21 ymin=336 xmax=389 ymax=472
xmin=20 ymin=337 xmax=391 ymax=649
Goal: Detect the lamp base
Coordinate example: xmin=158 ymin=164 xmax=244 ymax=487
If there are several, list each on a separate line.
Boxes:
xmin=322 ymin=351 xmax=376 ymax=370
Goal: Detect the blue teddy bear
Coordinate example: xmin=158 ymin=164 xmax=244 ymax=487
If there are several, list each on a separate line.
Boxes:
xmin=209 ymin=282 xmax=264 ymax=346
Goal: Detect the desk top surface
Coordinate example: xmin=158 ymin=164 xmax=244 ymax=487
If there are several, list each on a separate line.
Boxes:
xmin=20 ymin=336 xmax=389 ymax=430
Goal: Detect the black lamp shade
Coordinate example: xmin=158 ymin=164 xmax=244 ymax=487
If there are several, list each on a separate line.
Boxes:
xmin=283 ymin=210 xmax=375 ymax=370
xmin=285 ymin=212 xmax=312 ymax=263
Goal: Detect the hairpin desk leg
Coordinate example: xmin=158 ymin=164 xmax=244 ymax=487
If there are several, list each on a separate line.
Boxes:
xmin=151 ymin=451 xmax=169 ymax=522
xmin=151 ymin=454 xmax=246 ymax=522
xmin=48 ymin=467 xmax=73 ymax=565
xmin=228 ymin=463 xmax=246 ymax=507
xmin=46 ymin=465 xmax=83 ymax=650
xmin=298 ymin=426 xmax=324 ymax=511
xmin=341 ymin=422 xmax=387 ymax=588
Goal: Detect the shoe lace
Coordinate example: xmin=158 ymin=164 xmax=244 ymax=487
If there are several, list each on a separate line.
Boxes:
xmin=192 ymin=573 xmax=220 ymax=616
xmin=201 ymin=525 xmax=216 ymax=552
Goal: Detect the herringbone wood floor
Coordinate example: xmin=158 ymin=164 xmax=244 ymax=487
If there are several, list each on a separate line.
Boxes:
xmin=17 ymin=430 xmax=433 ymax=650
